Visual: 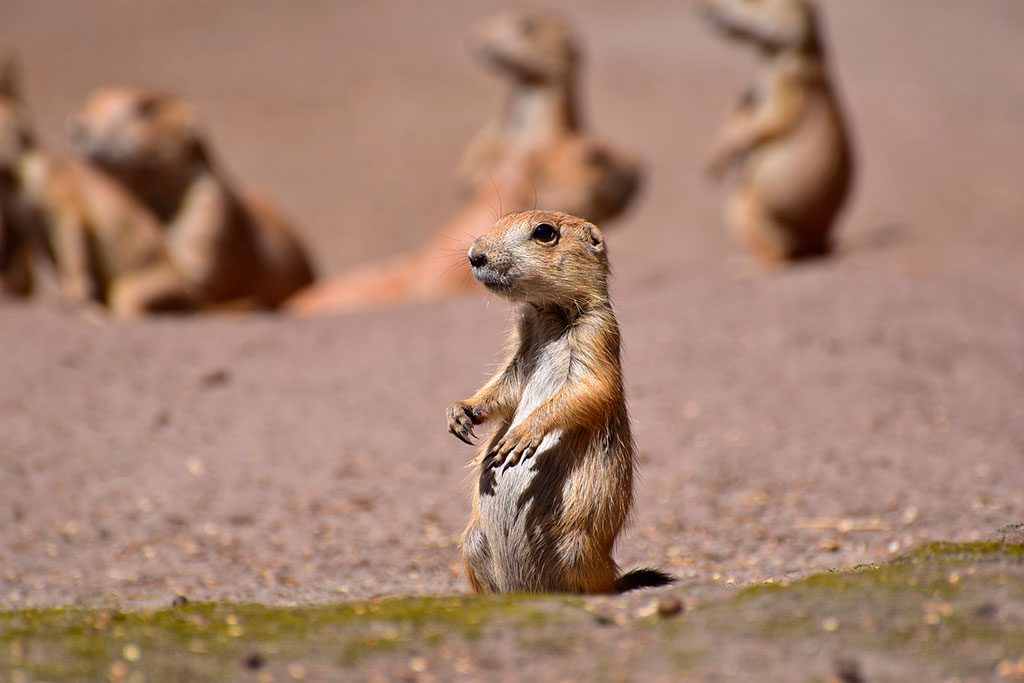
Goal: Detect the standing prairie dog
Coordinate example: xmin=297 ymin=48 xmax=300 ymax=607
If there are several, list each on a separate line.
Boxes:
xmin=446 ymin=210 xmax=670 ymax=593
xmin=701 ymin=0 xmax=853 ymax=261
xmin=457 ymin=9 xmax=579 ymax=192
xmin=0 ymin=102 xmax=197 ymax=315
xmin=285 ymin=10 xmax=641 ymax=317
xmin=68 ymin=87 xmax=315 ymax=308
xmin=460 ymin=9 xmax=642 ymax=224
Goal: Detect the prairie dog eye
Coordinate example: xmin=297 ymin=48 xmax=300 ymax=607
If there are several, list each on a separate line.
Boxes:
xmin=531 ymin=222 xmax=558 ymax=243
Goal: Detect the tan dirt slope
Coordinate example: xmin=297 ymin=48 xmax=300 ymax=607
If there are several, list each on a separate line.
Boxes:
xmin=0 ymin=0 xmax=1021 ymax=607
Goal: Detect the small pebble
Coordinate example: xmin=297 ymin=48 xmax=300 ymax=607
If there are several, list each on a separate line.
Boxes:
xmin=975 ymin=602 xmax=998 ymax=620
xmin=184 ymin=457 xmax=206 ymax=477
xmin=657 ymin=595 xmax=684 ymax=617
xmin=199 ymin=369 xmax=231 ymax=387
xmin=819 ymin=538 xmax=841 ymax=552
xmin=834 ymin=657 xmax=864 ymax=683
xmin=243 ymin=652 xmax=266 ymax=670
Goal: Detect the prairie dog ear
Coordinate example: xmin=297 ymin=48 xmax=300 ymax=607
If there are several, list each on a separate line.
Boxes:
xmin=582 ymin=222 xmax=605 ymax=254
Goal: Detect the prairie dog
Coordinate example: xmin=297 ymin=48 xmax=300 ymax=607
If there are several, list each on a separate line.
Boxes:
xmin=0 ymin=102 xmax=196 ymax=315
xmin=0 ymin=185 xmax=33 ymax=297
xmin=285 ymin=173 xmax=533 ymax=315
xmin=460 ymin=9 xmax=642 ymax=224
xmin=457 ymin=9 xmax=579 ymax=191
xmin=701 ymin=0 xmax=853 ymax=261
xmin=68 ymin=87 xmax=315 ymax=308
xmin=446 ymin=210 xmax=670 ymax=593
xmin=285 ymin=10 xmax=642 ymax=317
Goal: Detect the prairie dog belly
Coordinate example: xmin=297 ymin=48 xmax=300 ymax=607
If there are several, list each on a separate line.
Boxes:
xmin=747 ymin=101 xmax=851 ymax=225
xmin=477 ymin=337 xmax=572 ymax=591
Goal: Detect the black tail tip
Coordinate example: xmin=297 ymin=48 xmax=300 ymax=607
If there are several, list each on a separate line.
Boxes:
xmin=615 ymin=568 xmax=675 ymax=593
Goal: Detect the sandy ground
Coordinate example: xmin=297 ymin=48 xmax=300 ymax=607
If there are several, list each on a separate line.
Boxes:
xmin=0 ymin=0 xmax=1022 ymax=610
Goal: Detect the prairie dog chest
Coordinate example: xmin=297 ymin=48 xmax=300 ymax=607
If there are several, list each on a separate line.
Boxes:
xmin=510 ymin=314 xmax=571 ymax=428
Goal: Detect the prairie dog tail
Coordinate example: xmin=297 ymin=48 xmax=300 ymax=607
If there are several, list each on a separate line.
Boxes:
xmin=615 ymin=568 xmax=675 ymax=593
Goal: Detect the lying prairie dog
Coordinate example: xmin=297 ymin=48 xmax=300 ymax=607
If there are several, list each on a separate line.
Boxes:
xmin=285 ymin=156 xmax=537 ymax=315
xmin=69 ymin=87 xmax=315 ymax=308
xmin=447 ymin=209 xmax=672 ymax=593
xmin=701 ymin=0 xmax=853 ymax=261
xmin=0 ymin=101 xmax=197 ymax=315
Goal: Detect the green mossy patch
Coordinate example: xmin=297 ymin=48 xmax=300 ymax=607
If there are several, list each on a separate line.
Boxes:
xmin=1 ymin=542 xmax=1022 ymax=681
xmin=0 ymin=595 xmax=567 ymax=680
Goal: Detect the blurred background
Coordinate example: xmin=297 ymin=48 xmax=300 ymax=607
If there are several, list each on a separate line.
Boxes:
xmin=0 ymin=0 xmax=1021 ymax=607
xmin=5 ymin=0 xmax=1021 ymax=278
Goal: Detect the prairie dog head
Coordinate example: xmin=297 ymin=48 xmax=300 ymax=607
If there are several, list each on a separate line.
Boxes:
xmin=469 ymin=9 xmax=579 ymax=84
xmin=467 ymin=210 xmax=608 ymax=307
xmin=700 ymin=0 xmax=820 ymax=54
xmin=68 ymin=86 xmax=205 ymax=176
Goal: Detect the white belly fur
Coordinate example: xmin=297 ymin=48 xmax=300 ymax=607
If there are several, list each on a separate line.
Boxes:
xmin=477 ymin=335 xmax=571 ymax=591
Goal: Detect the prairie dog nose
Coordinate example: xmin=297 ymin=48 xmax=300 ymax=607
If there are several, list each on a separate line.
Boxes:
xmin=468 ymin=248 xmax=488 ymax=268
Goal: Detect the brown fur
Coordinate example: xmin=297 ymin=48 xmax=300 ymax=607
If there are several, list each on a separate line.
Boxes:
xmin=69 ymin=87 xmax=315 ymax=308
xmin=0 ymin=54 xmax=31 ymax=296
xmin=0 ymin=51 xmax=20 ymax=101
xmin=445 ymin=210 xmax=637 ymax=593
xmin=0 ymin=101 xmax=197 ymax=316
xmin=0 ymin=201 xmax=33 ymax=297
xmin=701 ymin=0 xmax=853 ymax=261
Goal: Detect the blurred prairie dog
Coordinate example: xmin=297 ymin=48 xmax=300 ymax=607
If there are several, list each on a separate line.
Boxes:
xmin=702 ymin=0 xmax=853 ymax=261
xmin=0 ymin=51 xmax=20 ymax=100
xmin=0 ymin=102 xmax=196 ymax=315
xmin=446 ymin=210 xmax=670 ymax=593
xmin=286 ymin=10 xmax=642 ymax=317
xmin=284 ymin=172 xmax=534 ymax=315
xmin=0 ymin=188 xmax=33 ymax=297
xmin=460 ymin=9 xmax=642 ymax=224
xmin=457 ymin=9 xmax=580 ymax=191
xmin=0 ymin=52 xmax=30 ymax=296
xmin=69 ymin=87 xmax=315 ymax=308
